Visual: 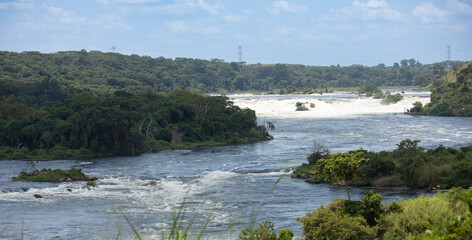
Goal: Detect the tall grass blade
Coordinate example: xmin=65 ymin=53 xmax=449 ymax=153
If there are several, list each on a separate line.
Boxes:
xmin=115 ymin=224 xmax=122 ymax=240
xmin=182 ymin=214 xmax=199 ymax=239
xmin=170 ymin=190 xmax=190 ymax=239
xmin=197 ymin=198 xmax=219 ymax=240
xmin=274 ymin=175 xmax=284 ymax=185
xmin=121 ymin=211 xmax=143 ymax=240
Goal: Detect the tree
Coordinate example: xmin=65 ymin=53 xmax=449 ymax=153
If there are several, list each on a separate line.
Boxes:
xmin=393 ymin=139 xmax=425 ymax=185
xmin=313 ymin=152 xmax=368 ymax=200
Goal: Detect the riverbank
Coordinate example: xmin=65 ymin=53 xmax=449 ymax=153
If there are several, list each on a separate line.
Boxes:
xmin=292 ymin=140 xmax=472 ymax=190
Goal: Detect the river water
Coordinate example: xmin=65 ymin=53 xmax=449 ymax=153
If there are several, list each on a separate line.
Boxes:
xmin=1 ymin=91 xmax=471 ymax=239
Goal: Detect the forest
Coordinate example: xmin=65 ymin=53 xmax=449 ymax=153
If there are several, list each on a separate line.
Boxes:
xmin=0 ymin=90 xmax=271 ymax=160
xmin=0 ymin=50 xmax=468 ymax=101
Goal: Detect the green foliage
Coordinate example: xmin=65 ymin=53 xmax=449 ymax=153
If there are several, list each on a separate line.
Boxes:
xmin=314 ymin=152 xmax=368 ymax=200
xmin=408 ymin=61 xmax=472 ymax=116
xmin=425 ymin=188 xmax=472 ymax=239
xmin=298 ymin=188 xmax=471 ymax=240
xmin=360 ymin=191 xmax=384 ymax=226
xmin=359 ymin=84 xmax=383 ymax=98
xmin=239 ymin=220 xmax=278 ymax=240
xmin=297 ymin=198 xmax=376 ymax=240
xmin=12 ymin=168 xmax=87 ymax=182
xmin=378 ymin=190 xmax=469 ymax=240
xmin=277 ymin=229 xmax=293 ymax=240
xmin=86 ymin=180 xmax=97 ymax=187
xmin=339 ymin=191 xmax=384 ymax=227
xmin=295 ymin=102 xmax=309 ymax=111
xmin=381 ymin=93 xmax=404 ymax=105
xmin=393 ymin=139 xmax=425 ymax=185
xmin=294 ymin=140 xmax=472 ymax=189
xmin=408 ymin=101 xmax=423 ymax=113
xmin=0 ymin=51 xmax=465 ymax=98
xmin=0 ymin=90 xmax=269 ymax=160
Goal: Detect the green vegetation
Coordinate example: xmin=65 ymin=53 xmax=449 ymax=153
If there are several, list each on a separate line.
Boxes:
xmin=11 ymin=168 xmax=95 ymax=182
xmin=359 ymin=84 xmax=384 ymax=98
xmin=380 ymin=93 xmax=403 ymax=105
xmin=358 ymin=84 xmax=405 ymax=105
xmin=295 ymin=102 xmax=309 ymax=111
xmin=313 ymin=152 xmax=368 ymax=200
xmin=407 ymin=61 xmax=472 ymax=116
xmin=0 ymin=90 xmax=271 ymax=160
xmin=298 ymin=188 xmax=472 ymax=240
xmin=293 ymin=139 xmax=472 ymax=189
xmin=0 ymin=51 xmax=466 ymax=100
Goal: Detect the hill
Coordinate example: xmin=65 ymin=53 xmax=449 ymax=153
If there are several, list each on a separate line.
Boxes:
xmin=0 ymin=50 xmax=467 ymax=106
xmin=408 ymin=61 xmax=472 ymax=116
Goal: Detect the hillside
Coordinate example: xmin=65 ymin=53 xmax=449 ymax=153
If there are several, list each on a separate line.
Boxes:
xmin=408 ymin=61 xmax=472 ymax=116
xmin=0 ymin=51 xmax=467 ymax=106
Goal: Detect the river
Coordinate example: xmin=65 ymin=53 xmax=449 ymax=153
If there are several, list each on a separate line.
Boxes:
xmin=1 ymin=90 xmax=471 ymax=239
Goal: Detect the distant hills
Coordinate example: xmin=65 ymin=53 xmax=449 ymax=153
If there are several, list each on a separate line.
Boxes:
xmin=0 ymin=50 xmax=468 ymax=106
xmin=408 ymin=61 xmax=472 ymax=116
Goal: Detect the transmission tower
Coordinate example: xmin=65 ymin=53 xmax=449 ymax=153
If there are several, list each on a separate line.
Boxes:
xmin=446 ymin=45 xmax=451 ymax=71
xmin=238 ymin=46 xmax=242 ymax=62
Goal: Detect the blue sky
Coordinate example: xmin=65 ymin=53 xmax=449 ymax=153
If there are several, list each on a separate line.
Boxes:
xmin=1 ymin=0 xmax=471 ymax=66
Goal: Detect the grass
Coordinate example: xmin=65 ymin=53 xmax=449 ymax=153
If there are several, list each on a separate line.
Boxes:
xmin=117 ymin=192 xmax=226 ymax=240
xmin=11 ymin=168 xmax=87 ymax=182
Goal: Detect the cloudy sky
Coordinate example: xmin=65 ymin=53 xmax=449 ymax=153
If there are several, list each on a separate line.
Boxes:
xmin=1 ymin=0 xmax=471 ymax=66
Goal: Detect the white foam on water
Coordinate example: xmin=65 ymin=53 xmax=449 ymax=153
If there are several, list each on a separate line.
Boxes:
xmin=231 ymin=93 xmax=431 ymax=118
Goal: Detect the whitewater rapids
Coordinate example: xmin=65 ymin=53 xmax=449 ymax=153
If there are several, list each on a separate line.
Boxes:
xmin=230 ymin=90 xmax=430 ymax=118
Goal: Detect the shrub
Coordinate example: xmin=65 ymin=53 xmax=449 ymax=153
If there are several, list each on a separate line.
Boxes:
xmin=378 ymin=194 xmax=467 ymax=239
xmin=239 ymin=220 xmax=278 ymax=240
xmin=278 ymin=229 xmax=293 ymax=240
xmin=298 ymin=198 xmax=376 ymax=240
xmin=86 ymin=180 xmax=97 ymax=187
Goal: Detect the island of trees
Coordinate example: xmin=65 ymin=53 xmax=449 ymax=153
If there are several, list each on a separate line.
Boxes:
xmin=292 ymin=140 xmax=472 ymax=189
xmin=0 ymin=90 xmax=271 ymax=160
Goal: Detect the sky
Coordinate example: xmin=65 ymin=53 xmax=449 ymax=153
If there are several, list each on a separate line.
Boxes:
xmin=0 ymin=0 xmax=471 ymax=66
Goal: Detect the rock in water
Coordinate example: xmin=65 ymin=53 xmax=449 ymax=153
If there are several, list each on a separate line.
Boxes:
xmin=34 ymin=194 xmax=43 ymax=198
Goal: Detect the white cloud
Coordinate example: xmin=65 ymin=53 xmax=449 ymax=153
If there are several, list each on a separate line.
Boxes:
xmin=336 ymin=0 xmax=402 ymax=21
xmin=95 ymin=0 xmax=110 ymax=4
xmin=447 ymin=0 xmax=472 ymax=15
xmin=165 ymin=20 xmax=220 ymax=34
xmin=117 ymin=0 xmax=160 ymax=3
xmin=141 ymin=0 xmax=224 ymax=15
xmin=44 ymin=5 xmax=88 ymax=26
xmin=412 ymin=2 xmax=448 ymax=23
xmin=224 ymin=15 xmax=247 ymax=22
xmin=196 ymin=0 xmax=224 ymax=15
xmin=0 ymin=2 xmax=33 ymax=10
xmin=268 ymin=0 xmax=308 ymax=14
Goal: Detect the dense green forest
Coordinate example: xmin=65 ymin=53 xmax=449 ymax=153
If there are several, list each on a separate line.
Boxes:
xmin=0 ymin=50 xmax=467 ymax=102
xmin=292 ymin=140 xmax=472 ymax=189
xmin=0 ymin=90 xmax=271 ymax=160
xmin=407 ymin=61 xmax=472 ymax=116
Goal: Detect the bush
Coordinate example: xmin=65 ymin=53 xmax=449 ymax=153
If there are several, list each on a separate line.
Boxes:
xmin=278 ymin=229 xmax=293 ymax=240
xmin=298 ymin=198 xmax=376 ymax=240
xmin=378 ymin=194 xmax=467 ymax=239
xmin=408 ymin=101 xmax=423 ymax=113
xmin=440 ymin=162 xmax=472 ymax=188
xmin=239 ymin=220 xmax=278 ymax=240
xmin=381 ymin=93 xmax=403 ymax=105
